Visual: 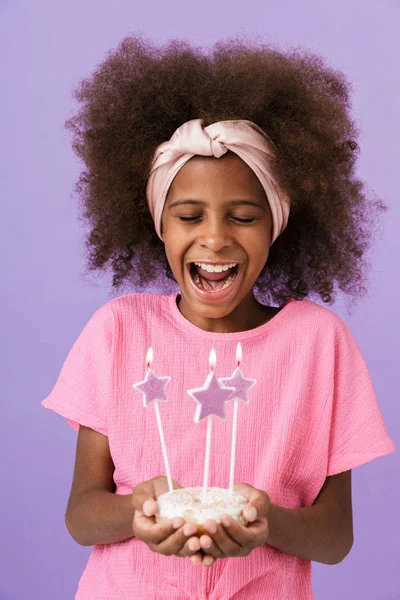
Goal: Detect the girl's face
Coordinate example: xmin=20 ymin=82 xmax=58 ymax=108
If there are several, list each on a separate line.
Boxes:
xmin=161 ymin=152 xmax=273 ymax=332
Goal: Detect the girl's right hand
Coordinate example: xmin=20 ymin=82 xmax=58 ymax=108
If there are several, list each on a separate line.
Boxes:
xmin=132 ymin=476 xmax=201 ymax=558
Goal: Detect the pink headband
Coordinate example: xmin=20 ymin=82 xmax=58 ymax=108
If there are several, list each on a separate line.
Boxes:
xmin=146 ymin=118 xmax=290 ymax=244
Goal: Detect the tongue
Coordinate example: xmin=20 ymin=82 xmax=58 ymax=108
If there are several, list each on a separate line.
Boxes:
xmin=195 ymin=265 xmax=235 ymax=281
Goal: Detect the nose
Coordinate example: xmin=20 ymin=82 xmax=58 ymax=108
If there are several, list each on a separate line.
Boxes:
xmin=196 ymin=216 xmax=234 ymax=253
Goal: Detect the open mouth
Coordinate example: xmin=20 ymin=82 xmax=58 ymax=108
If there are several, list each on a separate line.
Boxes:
xmin=189 ymin=262 xmax=240 ymax=293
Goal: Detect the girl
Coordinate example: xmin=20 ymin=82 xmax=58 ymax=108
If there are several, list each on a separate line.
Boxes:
xmin=42 ymin=35 xmax=395 ymax=599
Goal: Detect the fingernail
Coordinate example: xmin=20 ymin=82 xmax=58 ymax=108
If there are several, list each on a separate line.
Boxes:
xmin=221 ymin=517 xmax=231 ymax=527
xmin=183 ymin=524 xmax=195 ymax=536
xmin=172 ymin=519 xmax=181 ymax=529
xmin=247 ymin=506 xmax=257 ymax=522
xmin=188 ymin=539 xmax=198 ymax=551
xmin=202 ymin=538 xmax=212 ymax=549
xmin=143 ymin=500 xmax=154 ymax=516
xmin=206 ymin=523 xmax=217 ymax=534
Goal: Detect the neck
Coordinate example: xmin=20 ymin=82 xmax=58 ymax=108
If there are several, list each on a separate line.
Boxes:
xmin=177 ymin=292 xmax=278 ymax=333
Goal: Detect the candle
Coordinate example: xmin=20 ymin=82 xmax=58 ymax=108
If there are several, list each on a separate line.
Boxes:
xmin=132 ymin=347 xmax=173 ymax=492
xmin=187 ymin=348 xmax=235 ymax=503
xmin=219 ymin=343 xmax=257 ymax=495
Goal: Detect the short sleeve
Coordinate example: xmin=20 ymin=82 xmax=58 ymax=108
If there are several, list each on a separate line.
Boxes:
xmin=327 ymin=319 xmax=396 ymax=476
xmin=41 ymin=303 xmax=114 ymax=436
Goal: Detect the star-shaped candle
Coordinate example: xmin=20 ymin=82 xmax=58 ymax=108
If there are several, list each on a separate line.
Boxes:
xmin=187 ymin=348 xmax=235 ymax=502
xmin=132 ymin=347 xmax=173 ymax=492
xmin=219 ymin=343 xmax=257 ymax=495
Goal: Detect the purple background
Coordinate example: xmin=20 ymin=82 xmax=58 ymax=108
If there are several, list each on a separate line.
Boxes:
xmin=2 ymin=1 xmax=399 ymax=598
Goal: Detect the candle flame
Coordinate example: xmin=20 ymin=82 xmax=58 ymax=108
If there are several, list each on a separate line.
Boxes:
xmin=146 ymin=347 xmax=153 ymax=368
xmin=236 ymin=342 xmax=242 ymax=365
xmin=209 ymin=348 xmax=216 ymax=370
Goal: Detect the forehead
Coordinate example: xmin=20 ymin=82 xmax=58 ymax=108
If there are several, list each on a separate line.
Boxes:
xmin=166 ymin=152 xmax=266 ymax=200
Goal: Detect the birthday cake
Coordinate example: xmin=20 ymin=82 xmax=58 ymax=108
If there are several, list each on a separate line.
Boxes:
xmin=133 ymin=344 xmax=256 ymax=535
xmin=156 ymin=486 xmax=247 ymax=531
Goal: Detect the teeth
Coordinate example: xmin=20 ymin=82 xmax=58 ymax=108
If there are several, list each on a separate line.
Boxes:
xmin=194 ymin=262 xmax=237 ymax=273
xmin=192 ymin=270 xmax=237 ymax=291
xmin=220 ymin=273 xmax=236 ymax=289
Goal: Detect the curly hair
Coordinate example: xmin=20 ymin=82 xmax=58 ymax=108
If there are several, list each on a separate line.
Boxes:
xmin=65 ymin=33 xmax=386 ymax=306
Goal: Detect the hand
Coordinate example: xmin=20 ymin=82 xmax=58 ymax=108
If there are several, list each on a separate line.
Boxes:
xmin=190 ymin=483 xmax=271 ymax=567
xmin=132 ymin=476 xmax=201 ymax=558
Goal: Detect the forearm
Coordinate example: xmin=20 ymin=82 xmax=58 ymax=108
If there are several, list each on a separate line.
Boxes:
xmin=65 ymin=488 xmax=134 ymax=546
xmin=266 ymin=502 xmax=353 ymax=565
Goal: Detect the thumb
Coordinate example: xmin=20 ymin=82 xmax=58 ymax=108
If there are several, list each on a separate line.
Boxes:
xmin=132 ymin=481 xmax=158 ymax=517
xmin=234 ymin=483 xmax=270 ymax=521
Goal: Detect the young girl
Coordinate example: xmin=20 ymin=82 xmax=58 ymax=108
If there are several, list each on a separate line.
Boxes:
xmin=42 ymin=35 xmax=395 ymax=599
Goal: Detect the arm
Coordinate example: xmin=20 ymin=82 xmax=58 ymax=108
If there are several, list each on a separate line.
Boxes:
xmin=65 ymin=425 xmax=134 ymax=546
xmin=195 ymin=470 xmax=353 ymax=566
xmin=65 ymin=427 xmax=201 ymax=556
xmin=266 ymin=470 xmax=354 ymax=564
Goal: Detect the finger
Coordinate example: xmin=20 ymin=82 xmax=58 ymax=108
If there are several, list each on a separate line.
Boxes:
xmin=178 ymin=536 xmax=201 ymax=557
xmin=198 ymin=534 xmax=224 ymax=558
xmin=201 ymin=554 xmax=216 ymax=567
xmin=133 ymin=481 xmax=157 ymax=515
xmin=190 ymin=552 xmax=216 ymax=567
xmin=155 ymin=522 xmax=198 ymax=556
xmin=190 ymin=553 xmax=203 ymax=565
xmin=234 ymin=484 xmax=270 ymax=521
xmin=203 ymin=520 xmax=241 ymax=556
xmin=142 ymin=499 xmax=158 ymax=517
xmin=133 ymin=512 xmax=184 ymax=545
xmin=220 ymin=513 xmax=268 ymax=547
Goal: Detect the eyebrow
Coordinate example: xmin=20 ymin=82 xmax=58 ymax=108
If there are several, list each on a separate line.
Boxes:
xmin=168 ymin=199 xmax=266 ymax=211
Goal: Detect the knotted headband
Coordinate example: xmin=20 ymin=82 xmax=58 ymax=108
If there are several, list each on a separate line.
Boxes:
xmin=146 ymin=118 xmax=290 ymax=244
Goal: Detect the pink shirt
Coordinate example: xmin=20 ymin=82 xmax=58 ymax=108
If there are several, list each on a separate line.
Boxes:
xmin=42 ymin=292 xmax=395 ymax=599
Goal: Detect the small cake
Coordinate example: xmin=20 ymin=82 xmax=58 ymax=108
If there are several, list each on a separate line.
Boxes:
xmin=156 ymin=487 xmax=247 ymax=532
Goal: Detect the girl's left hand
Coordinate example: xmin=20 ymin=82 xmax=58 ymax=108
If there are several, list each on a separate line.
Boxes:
xmin=190 ymin=483 xmax=271 ymax=567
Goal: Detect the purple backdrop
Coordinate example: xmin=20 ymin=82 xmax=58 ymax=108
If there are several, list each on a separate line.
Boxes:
xmin=2 ymin=0 xmax=399 ymax=598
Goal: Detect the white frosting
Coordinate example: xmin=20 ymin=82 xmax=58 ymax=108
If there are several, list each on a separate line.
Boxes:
xmin=156 ymin=487 xmax=247 ymax=524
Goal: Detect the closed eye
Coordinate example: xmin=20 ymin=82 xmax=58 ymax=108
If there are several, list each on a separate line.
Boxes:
xmin=178 ymin=216 xmax=256 ymax=223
